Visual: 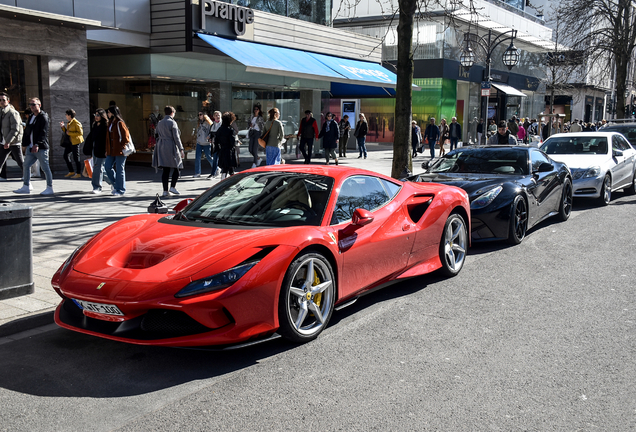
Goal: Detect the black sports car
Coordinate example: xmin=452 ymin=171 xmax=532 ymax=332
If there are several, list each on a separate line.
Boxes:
xmin=410 ymin=146 xmax=573 ymax=244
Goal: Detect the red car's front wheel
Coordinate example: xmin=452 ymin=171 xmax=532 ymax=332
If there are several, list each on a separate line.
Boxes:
xmin=278 ymin=252 xmax=335 ymax=343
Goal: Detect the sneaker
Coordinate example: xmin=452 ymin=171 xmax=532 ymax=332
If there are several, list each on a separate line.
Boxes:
xmin=335 ymin=159 xmax=338 ymax=166
xmin=13 ymin=184 xmax=31 ymax=194
xmin=92 ymin=188 xmax=102 ymax=194
xmin=257 ymin=158 xmax=262 ymax=166
xmin=358 ymin=155 xmax=362 ymax=159
xmin=0 ymin=177 xmax=7 ymax=182
xmin=193 ymin=174 xmax=201 ymax=178
xmin=251 ymin=163 xmax=256 ymax=168
xmin=112 ymin=190 xmax=123 ymax=196
xmin=40 ymin=186 xmax=54 ymax=196
xmin=64 ymin=172 xmax=75 ymax=178
xmin=72 ymin=173 xmax=82 ymax=179
xmin=162 ymin=191 xmax=171 ymax=197
xmin=169 ymin=187 xmax=180 ymax=195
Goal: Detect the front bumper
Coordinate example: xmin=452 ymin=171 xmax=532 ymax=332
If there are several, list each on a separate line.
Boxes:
xmin=572 ymin=175 xmax=602 ymax=198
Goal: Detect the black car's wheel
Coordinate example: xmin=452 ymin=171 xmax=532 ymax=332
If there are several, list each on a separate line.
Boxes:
xmin=625 ymin=170 xmax=636 ymax=195
xmin=438 ymin=213 xmax=468 ymax=277
xmin=557 ymin=178 xmax=573 ymax=221
xmin=278 ymin=252 xmax=335 ymax=343
xmin=597 ymin=174 xmax=611 ymax=206
xmin=507 ymin=195 xmax=528 ymax=245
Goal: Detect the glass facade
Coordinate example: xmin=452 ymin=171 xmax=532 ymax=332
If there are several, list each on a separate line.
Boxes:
xmin=0 ymin=51 xmax=40 ymax=116
xmin=233 ymin=0 xmax=332 ymax=25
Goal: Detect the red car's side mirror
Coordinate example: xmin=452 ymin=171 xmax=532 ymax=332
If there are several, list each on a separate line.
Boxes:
xmin=351 ymin=208 xmax=374 ymax=226
xmin=173 ymin=198 xmax=194 ymax=213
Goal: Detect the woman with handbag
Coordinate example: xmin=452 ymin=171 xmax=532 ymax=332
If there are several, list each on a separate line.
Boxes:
xmin=439 ymin=118 xmax=449 ymax=156
xmin=216 ymin=111 xmax=239 ymax=179
xmin=59 ymin=109 xmax=84 ymax=178
xmin=207 ymin=110 xmax=222 ymax=178
xmin=153 ymin=105 xmax=185 ymax=196
xmin=262 ymin=108 xmax=284 ymax=165
xmin=353 ymin=113 xmax=368 ymax=159
xmin=248 ymin=104 xmax=265 ymax=168
xmin=105 ymin=105 xmax=131 ymax=196
xmin=193 ymin=112 xmax=214 ymax=178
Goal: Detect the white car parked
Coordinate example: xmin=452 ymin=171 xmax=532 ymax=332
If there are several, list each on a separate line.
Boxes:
xmin=541 ymin=132 xmax=636 ymax=205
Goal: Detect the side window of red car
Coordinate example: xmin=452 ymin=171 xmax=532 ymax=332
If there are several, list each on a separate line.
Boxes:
xmin=331 ymin=176 xmax=390 ymax=225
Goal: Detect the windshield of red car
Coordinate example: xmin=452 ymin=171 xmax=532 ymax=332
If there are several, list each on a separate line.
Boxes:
xmin=181 ymin=172 xmax=334 ymax=226
xmin=428 ymin=148 xmax=529 ymax=175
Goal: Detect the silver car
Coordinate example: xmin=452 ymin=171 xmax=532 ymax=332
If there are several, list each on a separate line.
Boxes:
xmin=541 ymin=132 xmax=636 ymax=205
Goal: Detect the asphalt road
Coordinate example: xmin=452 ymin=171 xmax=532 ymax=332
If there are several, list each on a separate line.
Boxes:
xmin=0 ymin=192 xmax=635 ymax=431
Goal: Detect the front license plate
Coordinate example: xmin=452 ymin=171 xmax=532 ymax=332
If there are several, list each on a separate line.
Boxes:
xmin=72 ymin=299 xmax=124 ymax=316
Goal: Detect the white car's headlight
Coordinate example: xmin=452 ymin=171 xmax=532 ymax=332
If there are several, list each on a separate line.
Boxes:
xmin=471 ymin=185 xmax=503 ymax=210
xmin=583 ymin=166 xmax=601 ymax=178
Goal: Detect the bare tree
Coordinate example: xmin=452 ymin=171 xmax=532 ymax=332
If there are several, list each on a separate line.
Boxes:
xmin=557 ymin=0 xmax=636 ymax=119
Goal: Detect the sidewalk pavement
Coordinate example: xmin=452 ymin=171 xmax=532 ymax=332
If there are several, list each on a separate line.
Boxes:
xmin=0 ymin=142 xmax=438 ymax=338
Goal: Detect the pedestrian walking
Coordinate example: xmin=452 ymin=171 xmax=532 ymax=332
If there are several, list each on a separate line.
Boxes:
xmin=216 ymin=111 xmax=239 ymax=178
xmin=248 ymin=104 xmax=265 ymax=168
xmin=354 ymin=113 xmax=368 ymax=158
xmin=14 ymin=97 xmax=54 ymax=195
xmin=411 ymin=120 xmax=422 ymax=158
xmin=60 ymin=109 xmax=84 ymax=179
xmin=507 ymin=115 xmax=519 ymax=136
xmin=423 ymin=117 xmax=440 ymax=158
xmin=153 ymin=105 xmax=185 ymax=197
xmin=517 ymin=120 xmax=526 ymax=143
xmin=439 ymin=118 xmax=449 ymax=156
xmin=85 ymin=108 xmax=110 ymax=193
xmin=208 ymin=110 xmax=222 ymax=178
xmin=263 ymin=107 xmax=284 ymax=165
xmin=105 ymin=105 xmax=131 ymax=196
xmin=487 ymin=120 xmax=519 ymax=145
xmin=297 ymin=110 xmax=319 ymax=164
xmin=0 ymin=92 xmax=24 ymax=181
xmin=449 ymin=117 xmax=462 ymax=150
xmin=488 ymin=119 xmax=497 ymax=137
xmin=338 ymin=114 xmax=351 ymax=158
xmin=318 ymin=112 xmax=339 ymax=165
xmin=476 ymin=118 xmax=483 ymax=145
xmin=194 ymin=112 xmax=214 ymax=178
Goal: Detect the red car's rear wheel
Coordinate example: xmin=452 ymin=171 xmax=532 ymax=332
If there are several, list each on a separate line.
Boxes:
xmin=278 ymin=252 xmax=335 ymax=343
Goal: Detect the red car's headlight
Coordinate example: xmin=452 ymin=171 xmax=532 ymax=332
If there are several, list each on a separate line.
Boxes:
xmin=175 ymin=261 xmax=259 ymax=298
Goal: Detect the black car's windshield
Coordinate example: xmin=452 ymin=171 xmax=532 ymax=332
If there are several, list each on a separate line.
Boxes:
xmin=428 ymin=148 xmax=529 ymax=175
xmin=182 ymin=172 xmax=334 ymax=226
xmin=541 ymin=137 xmax=608 ymax=155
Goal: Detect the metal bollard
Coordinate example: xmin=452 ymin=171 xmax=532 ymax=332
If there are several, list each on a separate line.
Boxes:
xmin=0 ymin=202 xmax=34 ymax=300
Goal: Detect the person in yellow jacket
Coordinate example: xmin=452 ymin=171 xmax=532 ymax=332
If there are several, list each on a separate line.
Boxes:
xmin=59 ymin=109 xmax=84 ymax=178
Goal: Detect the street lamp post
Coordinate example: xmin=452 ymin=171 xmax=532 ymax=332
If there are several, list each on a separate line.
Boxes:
xmin=460 ymin=29 xmax=520 ymax=144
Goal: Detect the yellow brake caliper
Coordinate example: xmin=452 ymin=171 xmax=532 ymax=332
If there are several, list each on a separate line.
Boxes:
xmin=312 ymin=270 xmax=322 ymax=307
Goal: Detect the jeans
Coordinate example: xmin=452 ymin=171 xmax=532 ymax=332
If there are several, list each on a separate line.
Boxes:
xmin=450 ymin=137 xmax=459 ymax=151
xmin=248 ymin=132 xmax=260 ymax=165
xmin=357 ymin=136 xmax=367 ymax=157
xmin=194 ymin=144 xmax=214 ymax=176
xmin=91 ymin=156 xmax=112 ymax=191
xmin=105 ymin=155 xmax=127 ymax=194
xmin=0 ymin=145 xmax=24 ymax=179
xmin=299 ymin=137 xmax=313 ymax=163
xmin=339 ymin=134 xmax=348 ymax=156
xmin=266 ymin=146 xmax=281 ymax=165
xmin=428 ymin=140 xmax=436 ymax=158
xmin=63 ymin=144 xmax=82 ymax=173
xmin=23 ymin=147 xmax=53 ymax=188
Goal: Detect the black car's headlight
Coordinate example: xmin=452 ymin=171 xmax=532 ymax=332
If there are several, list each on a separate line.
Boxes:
xmin=175 ymin=261 xmax=259 ymax=298
xmin=470 ymin=185 xmax=503 ymax=210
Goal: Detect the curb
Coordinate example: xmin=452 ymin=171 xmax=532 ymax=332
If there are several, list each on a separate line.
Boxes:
xmin=0 ymin=308 xmax=56 ymax=338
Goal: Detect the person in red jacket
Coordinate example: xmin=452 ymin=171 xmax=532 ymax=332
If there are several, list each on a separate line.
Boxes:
xmin=296 ymin=110 xmax=319 ymax=164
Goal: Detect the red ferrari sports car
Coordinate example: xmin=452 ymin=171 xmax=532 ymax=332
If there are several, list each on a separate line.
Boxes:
xmin=52 ymin=166 xmax=470 ymax=347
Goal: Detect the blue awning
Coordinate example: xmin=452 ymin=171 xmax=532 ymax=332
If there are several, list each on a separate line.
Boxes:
xmin=197 ymin=34 xmax=398 ymax=88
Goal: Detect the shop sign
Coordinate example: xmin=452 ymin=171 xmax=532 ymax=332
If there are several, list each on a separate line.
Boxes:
xmin=201 ymin=0 xmax=254 ymax=36
xmin=481 ymin=82 xmax=491 ymax=97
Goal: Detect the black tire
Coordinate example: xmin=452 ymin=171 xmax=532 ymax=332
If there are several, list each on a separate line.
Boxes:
xmin=625 ymin=170 xmax=636 ymax=195
xmin=507 ymin=195 xmax=528 ymax=245
xmin=278 ymin=252 xmax=335 ymax=343
xmin=557 ymin=178 xmax=573 ymax=221
xmin=438 ymin=213 xmax=468 ymax=277
xmin=597 ymin=174 xmax=611 ymax=206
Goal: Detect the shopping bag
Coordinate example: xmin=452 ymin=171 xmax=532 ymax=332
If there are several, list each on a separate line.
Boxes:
xmin=30 ymin=160 xmax=41 ymax=178
xmin=84 ymin=159 xmax=93 ymax=178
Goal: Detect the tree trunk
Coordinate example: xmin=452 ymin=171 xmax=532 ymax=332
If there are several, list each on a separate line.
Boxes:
xmin=615 ymin=57 xmax=628 ymax=119
xmin=391 ymin=0 xmax=416 ymax=178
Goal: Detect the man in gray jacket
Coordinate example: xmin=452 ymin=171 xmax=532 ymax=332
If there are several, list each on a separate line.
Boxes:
xmin=0 ymin=92 xmax=24 ymax=181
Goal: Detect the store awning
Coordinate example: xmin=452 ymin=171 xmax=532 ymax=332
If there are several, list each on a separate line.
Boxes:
xmin=197 ymin=34 xmax=398 ymax=88
xmin=491 ymin=83 xmax=527 ymax=97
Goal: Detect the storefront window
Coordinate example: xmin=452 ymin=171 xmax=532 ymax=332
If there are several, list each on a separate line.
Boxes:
xmin=0 ymin=51 xmax=40 ymax=116
xmin=234 ymin=0 xmax=331 ymax=25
